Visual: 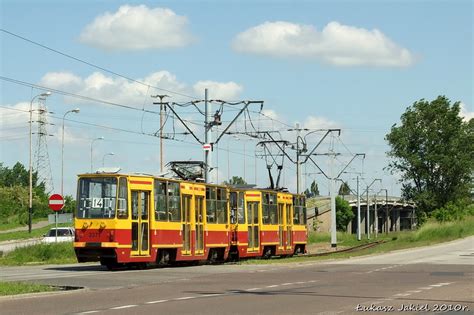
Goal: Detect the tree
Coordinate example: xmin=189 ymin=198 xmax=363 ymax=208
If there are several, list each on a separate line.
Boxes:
xmin=385 ymin=96 xmax=474 ymax=215
xmin=310 ymin=180 xmax=320 ymax=196
xmin=336 ymin=196 xmax=354 ymax=231
xmin=0 ymin=161 xmax=57 ymax=224
xmin=223 ymin=176 xmax=247 ymax=186
xmin=304 ymin=188 xmax=311 ymax=198
xmin=338 ymin=181 xmax=351 ymax=196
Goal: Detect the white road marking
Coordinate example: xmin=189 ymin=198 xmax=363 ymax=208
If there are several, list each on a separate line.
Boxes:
xmin=418 ymin=287 xmax=433 ymax=290
xmin=146 ymin=300 xmax=168 ymax=304
xmin=308 ymin=280 xmax=318 ymax=283
xmin=407 ymin=290 xmax=422 ymax=293
xmin=394 ymin=293 xmax=411 ymax=297
xmin=110 ymin=305 xmax=137 ymax=310
xmin=430 ymin=284 xmax=444 ymax=287
xmin=201 ymin=293 xmax=224 ymax=297
xmin=245 ymin=288 xmax=260 ymax=291
xmin=174 ymin=296 xmax=196 ymax=301
xmin=281 ymin=282 xmax=294 ymax=286
xmin=78 ymin=311 xmax=100 ymax=314
xmin=294 ymin=281 xmax=305 ymax=284
xmin=266 ymin=284 xmax=279 ymax=288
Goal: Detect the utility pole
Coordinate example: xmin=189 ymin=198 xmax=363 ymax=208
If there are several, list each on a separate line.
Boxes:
xmin=364 ymin=178 xmax=381 ymax=240
xmin=374 ymin=193 xmax=378 ymax=238
xmin=204 ymin=88 xmax=212 ymax=183
xmin=357 ymin=175 xmax=361 ymax=241
xmin=34 ymin=98 xmax=55 ymax=193
xmin=296 ymin=123 xmax=302 ymax=194
xmin=163 ymin=90 xmax=263 ymax=183
xmin=329 ymin=152 xmax=337 ymax=248
xmin=379 ymin=188 xmax=389 ymax=234
xmin=152 ymin=94 xmax=169 ymax=173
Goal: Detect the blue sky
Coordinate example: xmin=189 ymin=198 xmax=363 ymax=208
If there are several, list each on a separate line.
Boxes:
xmin=1 ymin=0 xmax=472 ymax=197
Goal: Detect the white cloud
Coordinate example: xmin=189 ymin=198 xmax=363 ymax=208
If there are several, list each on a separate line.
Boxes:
xmin=79 ymin=5 xmax=194 ymax=51
xmin=459 ymin=102 xmax=473 ymax=122
xmin=303 ymin=115 xmax=339 ymax=129
xmin=193 ymin=81 xmax=243 ymax=100
xmin=40 ymin=70 xmax=192 ymax=106
xmin=0 ymin=102 xmax=30 ymax=138
xmin=39 ymin=72 xmax=82 ymax=90
xmin=232 ymin=21 xmax=415 ymax=67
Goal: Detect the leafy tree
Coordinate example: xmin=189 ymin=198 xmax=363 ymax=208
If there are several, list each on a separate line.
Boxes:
xmin=0 ymin=161 xmax=64 ymax=224
xmin=310 ymin=180 xmax=320 ymax=196
xmin=386 ymin=96 xmax=474 ymax=215
xmin=63 ymin=195 xmax=76 ymax=213
xmin=223 ymin=176 xmax=247 ymax=186
xmin=336 ymin=196 xmax=354 ymax=231
xmin=304 ymin=188 xmax=311 ymax=198
xmin=338 ymin=181 xmax=351 ymax=196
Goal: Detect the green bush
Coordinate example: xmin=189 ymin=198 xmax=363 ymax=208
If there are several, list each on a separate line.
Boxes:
xmin=432 ymin=202 xmax=474 ymax=222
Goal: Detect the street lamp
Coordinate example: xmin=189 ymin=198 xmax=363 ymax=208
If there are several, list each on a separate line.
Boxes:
xmin=29 ymin=91 xmax=51 ymax=233
xmin=102 ymin=152 xmax=115 ymax=167
xmin=90 ymin=137 xmax=104 ymax=172
xmin=61 ymin=108 xmax=80 ymax=196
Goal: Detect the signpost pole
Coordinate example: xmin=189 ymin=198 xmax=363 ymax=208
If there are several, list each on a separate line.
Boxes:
xmin=55 ymin=212 xmax=58 ymax=243
xmin=48 ymin=194 xmax=65 ymax=243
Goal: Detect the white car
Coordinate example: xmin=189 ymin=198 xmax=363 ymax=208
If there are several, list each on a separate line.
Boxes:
xmin=42 ymin=227 xmax=75 ymax=243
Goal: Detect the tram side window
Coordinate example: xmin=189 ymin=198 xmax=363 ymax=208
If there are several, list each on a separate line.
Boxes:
xmin=117 ymin=177 xmax=128 ymax=219
xmin=168 ymin=182 xmax=181 ymax=222
xmin=230 ymin=192 xmax=237 ymax=224
xmin=216 ymin=188 xmax=228 ymax=224
xmin=154 ymin=180 xmax=168 ymax=221
xmin=293 ymin=196 xmax=301 ymax=225
xmin=269 ymin=194 xmax=277 ymax=224
xmin=300 ymin=197 xmax=307 ymax=224
xmin=237 ymin=192 xmax=245 ymax=224
xmin=206 ymin=187 xmax=216 ymax=223
xmin=263 ymin=193 xmax=278 ymax=225
xmin=263 ymin=193 xmax=270 ymax=224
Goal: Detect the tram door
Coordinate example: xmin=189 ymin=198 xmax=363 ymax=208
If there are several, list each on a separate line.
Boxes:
xmin=195 ymin=196 xmax=204 ymax=255
xmin=247 ymin=201 xmax=260 ymax=252
xmin=131 ymin=191 xmax=150 ymax=256
xmin=278 ymin=203 xmax=284 ymax=249
xmin=181 ymin=195 xmax=192 ymax=255
xmin=286 ymin=204 xmax=292 ymax=250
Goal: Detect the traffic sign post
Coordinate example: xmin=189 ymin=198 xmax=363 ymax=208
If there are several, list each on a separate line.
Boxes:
xmin=48 ymin=194 xmax=65 ymax=243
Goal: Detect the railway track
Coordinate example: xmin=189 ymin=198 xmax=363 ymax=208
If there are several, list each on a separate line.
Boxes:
xmin=304 ymin=240 xmax=385 ymax=258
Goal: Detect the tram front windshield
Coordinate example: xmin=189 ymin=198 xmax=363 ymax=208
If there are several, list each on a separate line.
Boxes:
xmin=77 ymin=177 xmax=117 ymax=219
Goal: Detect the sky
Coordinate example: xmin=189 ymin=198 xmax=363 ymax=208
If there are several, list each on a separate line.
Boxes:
xmin=1 ymin=0 xmax=472 ymax=198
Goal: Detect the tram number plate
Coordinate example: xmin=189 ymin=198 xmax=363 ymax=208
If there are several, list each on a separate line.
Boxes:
xmin=92 ymin=198 xmax=104 ymax=208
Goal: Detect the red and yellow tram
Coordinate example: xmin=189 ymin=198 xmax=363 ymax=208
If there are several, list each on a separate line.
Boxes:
xmin=74 ymin=171 xmax=307 ymax=268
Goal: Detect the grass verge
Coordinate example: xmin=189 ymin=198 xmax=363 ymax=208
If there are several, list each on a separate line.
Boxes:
xmin=0 ymin=242 xmax=76 ymax=266
xmin=0 ymin=226 xmax=51 ymax=242
xmin=0 ymin=217 xmax=48 ymax=232
xmin=0 ymin=223 xmax=72 ymax=242
xmin=242 ymin=216 xmax=474 ymax=265
xmin=0 ymin=281 xmax=55 ymax=296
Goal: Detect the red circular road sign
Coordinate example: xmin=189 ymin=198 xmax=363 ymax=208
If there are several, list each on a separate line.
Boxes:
xmin=48 ymin=194 xmax=65 ymax=211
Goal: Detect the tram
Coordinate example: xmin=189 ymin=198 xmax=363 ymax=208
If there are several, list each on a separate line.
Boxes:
xmin=73 ymin=170 xmax=307 ymax=269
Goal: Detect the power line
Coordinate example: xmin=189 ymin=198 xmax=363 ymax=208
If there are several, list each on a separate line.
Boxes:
xmin=0 ymin=76 xmax=163 ymax=115
xmin=0 ymin=28 xmax=197 ymax=100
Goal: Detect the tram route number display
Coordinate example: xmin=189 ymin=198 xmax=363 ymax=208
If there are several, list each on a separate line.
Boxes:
xmin=92 ymin=198 xmax=114 ymax=209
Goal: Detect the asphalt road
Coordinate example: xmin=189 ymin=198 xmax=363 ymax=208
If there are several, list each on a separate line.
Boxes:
xmin=0 ymin=237 xmax=472 ymax=315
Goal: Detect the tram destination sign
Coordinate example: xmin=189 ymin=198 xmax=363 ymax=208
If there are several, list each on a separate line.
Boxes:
xmin=48 ymin=194 xmax=65 ymax=211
